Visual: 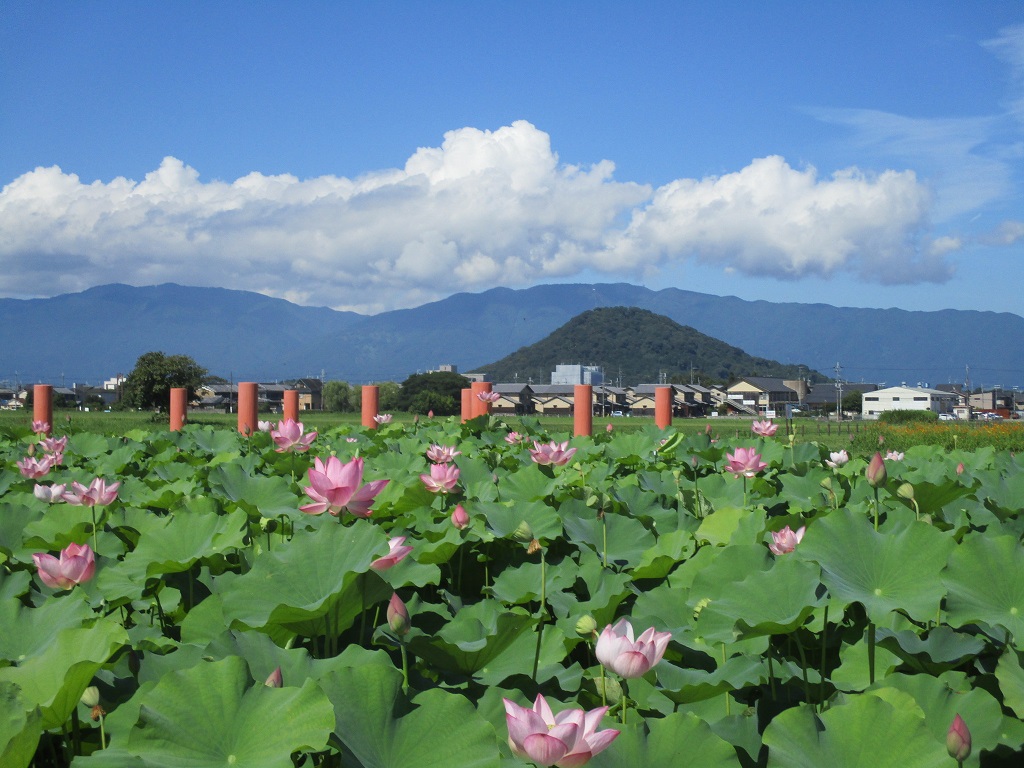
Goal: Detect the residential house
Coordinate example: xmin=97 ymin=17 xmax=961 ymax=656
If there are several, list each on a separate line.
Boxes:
xmin=861 ymin=385 xmax=957 ymax=419
xmin=724 ymin=377 xmax=802 ymax=417
xmin=492 ymin=383 xmax=534 ymax=415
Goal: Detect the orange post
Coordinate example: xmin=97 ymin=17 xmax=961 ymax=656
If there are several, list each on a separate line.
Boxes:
xmin=237 ymin=382 xmax=258 ymax=435
xmin=33 ymin=384 xmax=53 ymax=434
xmin=655 ymin=386 xmax=673 ymax=429
xmin=361 ymin=385 xmax=380 ymax=429
xmin=574 ymin=385 xmax=593 ymax=437
xmin=471 ymin=381 xmax=493 ymax=418
xmin=283 ymin=389 xmax=299 ymax=422
xmin=461 ymin=388 xmax=472 ymax=422
xmin=169 ymin=387 xmax=187 ymax=431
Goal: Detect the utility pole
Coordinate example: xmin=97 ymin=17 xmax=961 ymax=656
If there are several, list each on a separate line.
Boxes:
xmin=834 ymin=362 xmax=843 ymax=421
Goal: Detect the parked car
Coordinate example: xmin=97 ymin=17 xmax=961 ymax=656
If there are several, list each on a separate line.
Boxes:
xmin=938 ymin=413 xmax=955 ymax=421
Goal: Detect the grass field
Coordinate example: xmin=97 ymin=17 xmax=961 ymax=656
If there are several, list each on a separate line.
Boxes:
xmin=4 ymin=408 xmax=1022 ymax=452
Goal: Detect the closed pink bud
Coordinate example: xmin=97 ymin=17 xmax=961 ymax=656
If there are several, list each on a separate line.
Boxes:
xmin=264 ymin=667 xmax=283 ymax=688
xmin=946 ymin=714 xmax=971 ymax=762
xmin=387 ymin=593 xmax=410 ymax=636
xmin=866 ymin=452 xmax=887 ymax=487
xmin=451 ymin=504 xmax=470 ymax=530
xmin=956 ymin=462 xmax=965 ymax=475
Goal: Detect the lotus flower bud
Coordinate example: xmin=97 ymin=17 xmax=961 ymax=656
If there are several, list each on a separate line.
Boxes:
xmin=450 ymin=504 xmax=470 ymax=530
xmin=81 ymin=686 xmax=100 ymax=707
xmin=387 ymin=593 xmax=411 ymax=636
xmin=575 ymin=614 xmax=598 ymax=637
xmin=606 ymin=423 xmax=613 ymax=432
xmin=956 ymin=462 xmax=965 ymax=475
xmin=866 ymin=452 xmax=887 ymax=487
xmin=264 ymin=667 xmax=283 ymax=688
xmin=946 ymin=714 xmax=971 ymax=762
xmin=897 ymin=483 xmax=915 ymax=500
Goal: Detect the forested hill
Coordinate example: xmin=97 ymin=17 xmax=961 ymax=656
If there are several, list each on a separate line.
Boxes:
xmin=474 ymin=307 xmax=824 ymax=385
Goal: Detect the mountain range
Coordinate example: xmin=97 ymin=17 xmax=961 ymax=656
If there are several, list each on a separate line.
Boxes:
xmin=1 ymin=282 xmax=1021 ymax=389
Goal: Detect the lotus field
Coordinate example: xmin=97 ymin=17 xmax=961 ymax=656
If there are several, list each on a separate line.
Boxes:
xmin=3 ymin=415 xmax=1024 ymax=767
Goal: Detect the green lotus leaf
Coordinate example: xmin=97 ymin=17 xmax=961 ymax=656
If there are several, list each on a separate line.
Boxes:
xmin=22 ymin=504 xmax=98 ymax=551
xmin=546 ymin=548 xmax=630 ymax=628
xmin=184 ymin=427 xmax=243 ymax=457
xmin=120 ymin=506 xmax=248 ymax=576
xmin=691 ymin=473 xmax=746 ymax=510
xmin=798 ymin=507 xmax=954 ymax=624
xmin=218 ymin=519 xmax=391 ymax=638
xmin=632 ymin=529 xmax=695 ymax=580
xmin=996 ymin=649 xmax=1024 ymax=719
xmin=487 ymin=556 xmax=577 ymax=607
xmin=207 ymin=463 xmax=299 ymax=518
xmin=119 ymin=656 xmax=333 ymax=767
xmin=720 ymin=556 xmax=824 ymax=638
xmin=776 ymin=471 xmax=832 ymax=513
xmin=0 ymin=681 xmax=41 ymax=768
xmin=477 ymin=499 xmax=562 ymax=543
xmin=763 ymin=689 xmax=947 ymax=767
xmin=587 ymin=710 xmax=739 ymax=767
xmin=873 ymin=671 xmax=1015 ymax=764
xmin=0 ymin=594 xmax=94 ymax=664
xmin=0 ymin=618 xmax=127 ymax=729
xmin=0 ymin=503 xmax=39 ymax=559
xmin=829 ymin=636 xmax=903 ymax=692
xmin=695 ymin=506 xmax=767 ymax=547
xmin=496 ymin=463 xmax=558 ymax=501
xmin=943 ymin=534 xmax=1024 ymax=644
xmin=0 ymin=571 xmax=30 ymax=601
xmin=320 ymin=664 xmax=499 ymax=768
xmin=875 ymin=625 xmax=986 ymax=674
xmin=657 ymin=654 xmax=767 ymax=704
xmin=67 ymin=432 xmax=116 ymax=459
xmin=561 ymin=499 xmax=655 ymax=569
xmin=611 ymin=483 xmax=678 ymax=530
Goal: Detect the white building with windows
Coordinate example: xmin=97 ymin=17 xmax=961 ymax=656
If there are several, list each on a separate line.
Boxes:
xmin=550 ymin=364 xmax=604 ymax=386
xmin=861 ymin=385 xmax=956 ymax=420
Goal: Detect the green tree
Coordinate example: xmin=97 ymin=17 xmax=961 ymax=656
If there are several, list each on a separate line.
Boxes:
xmin=323 ymin=381 xmax=355 ymax=412
xmin=395 ymin=372 xmax=469 ymax=414
xmin=122 ymin=352 xmax=207 ymax=410
xmin=377 ymin=381 xmax=402 ymax=412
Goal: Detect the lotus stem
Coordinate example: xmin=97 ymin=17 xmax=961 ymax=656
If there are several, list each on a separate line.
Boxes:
xmin=400 ymin=641 xmax=409 ymax=695
xmin=722 ymin=644 xmax=731 ymax=716
xmin=71 ymin=708 xmax=81 ymax=756
xmin=767 ymin=643 xmax=777 ymax=701
xmin=600 ymin=662 xmax=607 ymax=708
xmin=868 ymin=622 xmax=876 ymax=684
xmin=601 ymin=508 xmax=608 ymax=568
xmin=90 ymin=504 xmax=99 ymax=555
xmin=620 ymin=680 xmax=629 ymax=725
xmin=98 ymin=711 xmax=107 ymax=750
xmin=873 ymin=486 xmax=880 ymax=531
xmin=792 ymin=632 xmax=812 ymax=708
xmin=820 ymin=606 xmax=829 ymax=707
xmin=532 ymin=549 xmax=547 ymax=682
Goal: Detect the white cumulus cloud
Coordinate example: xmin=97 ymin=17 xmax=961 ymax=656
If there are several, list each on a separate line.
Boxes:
xmin=0 ymin=121 xmax=955 ymax=311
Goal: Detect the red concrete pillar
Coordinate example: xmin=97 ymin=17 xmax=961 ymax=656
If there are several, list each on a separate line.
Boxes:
xmin=361 ymin=385 xmax=380 ymax=429
xmin=283 ymin=389 xmax=299 ymax=422
xmin=471 ymin=381 xmax=492 ymax=418
xmin=169 ymin=387 xmax=187 ymax=431
xmin=461 ymin=388 xmax=472 ymax=423
xmin=655 ymin=386 xmax=673 ymax=430
xmin=237 ymin=382 xmax=258 ymax=435
xmin=574 ymin=385 xmax=593 ymax=437
xmin=33 ymin=384 xmax=53 ymax=434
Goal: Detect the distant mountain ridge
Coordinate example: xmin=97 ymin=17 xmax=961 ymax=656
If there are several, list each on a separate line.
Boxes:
xmin=475 ymin=307 xmax=827 ymax=384
xmin=0 ymin=282 xmax=1020 ymax=388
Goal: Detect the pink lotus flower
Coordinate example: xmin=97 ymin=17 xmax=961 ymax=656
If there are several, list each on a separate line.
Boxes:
xmin=299 ymin=456 xmax=389 ymax=517
xmin=451 ymin=504 xmax=470 ymax=530
xmin=32 ymin=420 xmax=50 ymax=435
xmin=947 ymin=713 xmax=971 ymax=762
xmin=387 ymin=592 xmax=411 ymax=635
xmin=34 ymin=483 xmax=67 ymax=503
xmin=769 ymin=525 xmax=806 ymax=555
xmin=530 ymin=440 xmax=577 ymax=466
xmin=505 ymin=431 xmax=524 ymax=445
xmin=826 ymin=450 xmax=849 ymax=468
xmin=257 ymin=420 xmax=273 ymax=432
xmin=270 ymin=419 xmax=317 ymax=453
xmin=420 ymin=463 xmax=460 ymax=493
xmin=370 ymin=536 xmax=413 ymax=571
xmin=504 ymin=694 xmax=619 ymax=767
xmin=63 ymin=478 xmax=120 ymax=507
xmin=33 ymin=542 xmax=95 ymax=589
xmin=264 ymin=667 xmax=283 ymax=688
xmin=956 ymin=462 xmax=965 ymax=475
xmin=39 ymin=435 xmax=68 ymax=454
xmin=724 ymin=447 xmax=767 ymax=478
xmin=426 ymin=444 xmax=460 ymax=464
xmin=17 ymin=455 xmax=54 ymax=479
xmin=866 ymin=452 xmax=887 ymax=487
xmin=751 ymin=419 xmax=778 ymax=437
xmin=885 ymin=450 xmax=904 ymax=461
xmin=373 ymin=414 xmax=392 ymax=425
xmin=476 ymin=391 xmax=500 ymax=403
xmin=595 ymin=618 xmax=672 ymax=679
xmin=606 ymin=423 xmax=613 ymax=433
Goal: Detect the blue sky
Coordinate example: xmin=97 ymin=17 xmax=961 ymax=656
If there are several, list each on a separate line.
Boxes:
xmin=1 ymin=2 xmax=1022 ymax=317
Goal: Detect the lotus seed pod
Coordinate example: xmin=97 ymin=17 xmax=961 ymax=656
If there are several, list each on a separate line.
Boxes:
xmin=511 ymin=521 xmax=533 ymax=543
xmin=80 ymin=686 xmax=100 ymax=707
xmin=576 ymin=615 xmax=598 ymax=637
xmin=897 ymin=483 xmax=915 ymax=500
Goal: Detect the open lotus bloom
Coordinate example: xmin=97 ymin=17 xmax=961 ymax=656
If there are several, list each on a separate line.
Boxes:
xmin=885 ymin=450 xmax=905 ymax=461
xmin=529 ymin=440 xmax=577 ymax=466
xmin=420 ymin=462 xmax=460 ymax=493
xmin=476 ymin=391 xmax=500 ymax=403
xmin=271 ymin=419 xmax=317 ymax=452
xmin=257 ymin=420 xmax=273 ymax=432
xmin=300 ymin=456 xmax=389 ymax=517
xmin=39 ymin=435 xmax=68 ymax=454
xmin=505 ymin=431 xmax=524 ymax=445
xmin=370 ymin=536 xmax=413 ymax=571
xmin=595 ymin=618 xmax=672 ymax=679
xmin=32 ymin=419 xmax=51 ymax=434
xmin=724 ymin=447 xmax=768 ymax=478
xmin=751 ymin=419 xmax=778 ymax=436
xmin=62 ymin=478 xmax=120 ymax=506
xmin=769 ymin=525 xmax=806 ymax=555
xmin=17 ymin=455 xmax=55 ymax=479
xmin=426 ymin=443 xmax=460 ymax=464
xmin=373 ymin=413 xmax=393 ymax=424
xmin=504 ymin=694 xmax=619 ymax=767
xmin=826 ymin=450 xmax=849 ymax=468
xmin=33 ymin=483 xmax=67 ymax=503
xmin=33 ymin=542 xmax=95 ymax=589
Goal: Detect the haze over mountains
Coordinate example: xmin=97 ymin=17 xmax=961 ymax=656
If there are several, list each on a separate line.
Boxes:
xmin=1 ymin=282 xmax=1021 ymax=389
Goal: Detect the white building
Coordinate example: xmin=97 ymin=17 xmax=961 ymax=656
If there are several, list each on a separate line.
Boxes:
xmin=550 ymin=364 xmax=604 ymax=386
xmin=861 ymin=385 xmax=956 ymax=420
